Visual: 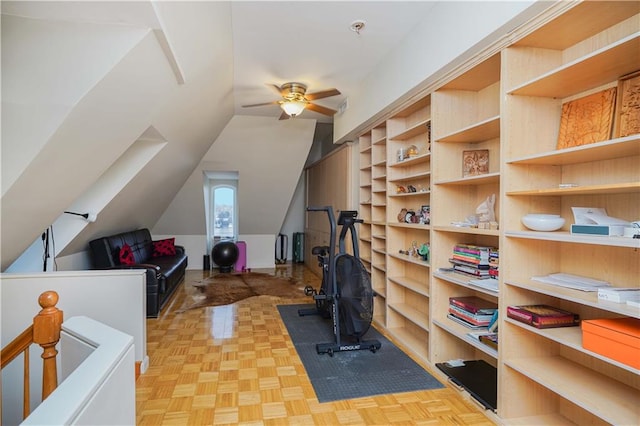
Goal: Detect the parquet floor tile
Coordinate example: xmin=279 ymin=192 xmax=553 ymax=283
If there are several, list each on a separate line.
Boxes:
xmin=136 ymin=265 xmax=496 ymax=425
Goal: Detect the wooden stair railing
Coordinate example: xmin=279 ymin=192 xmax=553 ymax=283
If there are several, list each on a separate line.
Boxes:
xmin=1 ymin=291 xmax=63 ymax=420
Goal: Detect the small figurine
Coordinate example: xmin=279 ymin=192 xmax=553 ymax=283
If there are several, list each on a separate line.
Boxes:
xmin=476 ymin=194 xmax=496 ymax=223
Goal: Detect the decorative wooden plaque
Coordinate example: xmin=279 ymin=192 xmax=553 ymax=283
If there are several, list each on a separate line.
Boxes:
xmin=462 ymin=149 xmax=489 ymax=177
xmin=615 ymin=71 xmax=640 ymax=138
xmin=556 ymin=87 xmax=617 ymax=150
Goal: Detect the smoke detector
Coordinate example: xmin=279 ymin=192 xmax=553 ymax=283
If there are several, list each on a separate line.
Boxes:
xmin=350 ymin=20 xmax=366 ymax=35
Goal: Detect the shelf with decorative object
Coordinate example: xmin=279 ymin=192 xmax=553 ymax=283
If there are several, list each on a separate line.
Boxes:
xmin=499 ymin=3 xmax=639 ymax=423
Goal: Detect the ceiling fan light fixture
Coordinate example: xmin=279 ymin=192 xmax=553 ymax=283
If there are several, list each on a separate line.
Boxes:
xmin=280 ymin=100 xmax=307 ymax=117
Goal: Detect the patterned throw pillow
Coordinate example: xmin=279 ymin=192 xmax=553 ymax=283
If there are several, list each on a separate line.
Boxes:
xmin=152 ymin=238 xmax=176 ymax=257
xmin=119 ymin=243 xmax=135 ymax=265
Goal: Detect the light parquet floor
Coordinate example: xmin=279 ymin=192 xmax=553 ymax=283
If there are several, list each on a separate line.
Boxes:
xmin=136 ymin=264 xmax=496 ymax=425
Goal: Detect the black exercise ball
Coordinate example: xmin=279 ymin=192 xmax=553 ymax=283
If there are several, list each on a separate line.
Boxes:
xmin=212 ymin=240 xmax=239 ymax=273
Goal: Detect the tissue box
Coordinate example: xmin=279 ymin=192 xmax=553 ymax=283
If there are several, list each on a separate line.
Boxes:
xmin=582 ymin=318 xmax=640 ymax=369
xmin=570 ymin=224 xmax=626 ymax=236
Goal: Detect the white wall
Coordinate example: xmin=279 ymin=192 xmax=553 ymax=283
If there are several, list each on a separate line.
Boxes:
xmin=1 ymin=270 xmax=147 ymax=425
xmin=334 ymin=0 xmax=546 ymax=143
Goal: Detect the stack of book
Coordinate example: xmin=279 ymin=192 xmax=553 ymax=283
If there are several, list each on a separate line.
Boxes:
xmin=448 ymin=296 xmax=498 ymax=329
xmin=449 ymin=244 xmax=499 ymax=279
xmin=507 ymin=304 xmax=579 ymax=329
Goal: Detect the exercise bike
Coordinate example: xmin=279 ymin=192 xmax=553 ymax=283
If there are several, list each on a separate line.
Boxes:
xmin=299 ymin=206 xmax=381 ymax=356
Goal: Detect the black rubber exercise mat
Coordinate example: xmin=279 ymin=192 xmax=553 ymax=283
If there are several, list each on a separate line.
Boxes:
xmin=277 ymin=304 xmax=444 ymax=403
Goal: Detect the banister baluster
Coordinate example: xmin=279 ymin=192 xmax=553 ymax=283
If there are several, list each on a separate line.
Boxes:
xmin=32 ymin=291 xmax=63 ymax=400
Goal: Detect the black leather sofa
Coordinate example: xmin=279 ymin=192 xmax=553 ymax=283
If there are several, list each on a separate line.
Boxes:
xmin=89 ymin=228 xmax=188 ymax=318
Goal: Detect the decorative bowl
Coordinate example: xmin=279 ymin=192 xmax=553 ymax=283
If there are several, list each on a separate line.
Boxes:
xmin=521 ymin=214 xmax=565 ymax=231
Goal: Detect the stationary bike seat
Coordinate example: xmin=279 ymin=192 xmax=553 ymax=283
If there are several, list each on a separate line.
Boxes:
xmin=312 ymin=246 xmax=330 ymax=255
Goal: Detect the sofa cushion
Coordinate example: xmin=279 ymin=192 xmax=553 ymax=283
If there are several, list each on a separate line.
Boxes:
xmin=152 ymin=238 xmax=177 ymax=257
xmin=119 ymin=243 xmax=135 ymax=265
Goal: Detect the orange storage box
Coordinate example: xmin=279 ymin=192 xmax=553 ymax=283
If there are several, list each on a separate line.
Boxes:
xmin=582 ymin=317 xmax=640 ymax=369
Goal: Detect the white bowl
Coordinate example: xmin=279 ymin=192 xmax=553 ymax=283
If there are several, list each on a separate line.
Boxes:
xmin=521 ymin=214 xmax=565 ymax=231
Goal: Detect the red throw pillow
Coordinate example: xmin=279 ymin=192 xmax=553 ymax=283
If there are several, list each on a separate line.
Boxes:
xmin=119 ymin=243 xmax=135 ymax=265
xmin=152 ymin=238 xmax=176 ymax=257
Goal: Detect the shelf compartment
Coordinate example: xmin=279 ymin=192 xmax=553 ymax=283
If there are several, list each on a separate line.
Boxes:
xmin=386 ymin=319 xmax=429 ymax=362
xmin=433 ymin=271 xmax=499 ymax=297
xmin=388 ymin=252 xmax=430 ymax=269
xmin=506 ymin=181 xmax=640 ymax=196
xmin=387 ymin=223 xmax=430 ymax=231
xmin=388 ymin=170 xmax=431 ymax=183
xmin=373 ymin=293 xmax=386 ymax=328
xmin=505 ymin=279 xmax=639 ymax=320
xmin=508 ymin=33 xmax=640 ymax=98
xmin=434 ymin=172 xmax=500 ymax=186
xmin=389 ymin=119 xmax=431 ymax=141
xmin=506 ymin=317 xmax=639 ymax=374
xmin=388 ymin=191 xmax=431 ymax=199
xmin=388 ymin=152 xmax=431 ymax=168
xmin=438 ymin=115 xmax=500 ymax=143
xmin=388 ymin=301 xmax=429 ymax=332
xmin=432 ymin=226 xmax=500 ymax=237
xmin=505 ymin=356 xmax=640 ymax=426
xmin=505 ymin=230 xmax=640 ymax=249
xmin=388 ymin=275 xmax=429 ymax=298
xmin=506 ymin=135 xmax=640 ymax=166
xmin=432 ymin=318 xmax=497 ymax=359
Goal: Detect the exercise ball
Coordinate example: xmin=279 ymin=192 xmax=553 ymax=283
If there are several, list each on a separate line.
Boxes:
xmin=212 ymin=241 xmax=239 ymax=273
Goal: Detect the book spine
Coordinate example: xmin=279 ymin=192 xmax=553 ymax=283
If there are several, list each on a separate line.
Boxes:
xmin=449 ymin=298 xmax=496 ymax=315
xmin=448 ymin=305 xmax=494 ymax=323
xmin=479 ymin=334 xmax=498 ymax=350
xmin=453 ymin=264 xmax=490 ymax=276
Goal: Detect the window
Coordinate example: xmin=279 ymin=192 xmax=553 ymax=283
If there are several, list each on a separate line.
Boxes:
xmin=204 ymin=171 xmax=238 ymax=254
xmin=212 ymin=186 xmax=235 ymax=240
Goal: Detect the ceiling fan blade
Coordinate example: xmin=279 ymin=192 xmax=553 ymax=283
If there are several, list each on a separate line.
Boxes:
xmin=306 ymin=103 xmax=337 ymax=116
xmin=268 ymin=84 xmax=284 ymax=95
xmin=305 ymin=88 xmax=341 ymax=101
xmin=278 ymin=111 xmax=290 ymax=120
xmin=242 ymin=101 xmax=280 ymax=108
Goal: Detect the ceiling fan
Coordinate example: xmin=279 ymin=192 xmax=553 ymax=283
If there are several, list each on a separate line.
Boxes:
xmin=242 ymin=82 xmax=341 ymax=120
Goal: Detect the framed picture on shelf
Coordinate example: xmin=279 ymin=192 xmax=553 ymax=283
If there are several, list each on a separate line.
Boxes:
xmin=556 ymin=87 xmax=617 ymax=149
xmin=462 ymin=149 xmax=489 ymax=177
xmin=615 ymin=70 xmax=640 ymax=138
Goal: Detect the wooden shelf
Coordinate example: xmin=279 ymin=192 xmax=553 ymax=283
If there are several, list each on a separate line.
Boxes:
xmin=388 ymin=276 xmax=430 ymax=297
xmin=433 ymin=271 xmax=499 ymax=297
xmin=389 ymin=119 xmax=431 ymax=141
xmin=505 ymin=279 xmax=640 ymax=320
xmin=506 ymin=318 xmax=640 ymax=374
xmin=388 ymin=252 xmax=430 ymax=269
xmin=388 ymin=171 xmax=431 ymax=183
xmin=438 ymin=115 xmax=500 ymax=143
xmin=434 ymin=172 xmax=500 ymax=186
xmin=506 ymin=182 xmax=640 ymax=196
xmin=388 ymin=153 xmax=431 ymax=168
xmin=432 ymin=225 xmax=500 ymax=237
xmin=505 ymin=230 xmax=640 ymax=248
xmin=388 ymin=302 xmax=430 ymax=332
xmin=508 ymin=33 xmax=640 ymax=98
xmin=432 ymin=318 xmax=498 ymax=359
xmin=354 ymin=5 xmax=639 ymax=424
xmin=506 ymin=135 xmax=640 ymax=166
xmin=505 ymin=356 xmax=640 ymax=426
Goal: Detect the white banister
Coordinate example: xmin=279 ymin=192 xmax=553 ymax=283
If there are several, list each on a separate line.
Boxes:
xmin=22 ymin=316 xmax=135 ymax=425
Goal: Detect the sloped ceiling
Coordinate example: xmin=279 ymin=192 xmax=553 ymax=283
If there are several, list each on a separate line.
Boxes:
xmin=1 ymin=1 xmax=235 ymax=270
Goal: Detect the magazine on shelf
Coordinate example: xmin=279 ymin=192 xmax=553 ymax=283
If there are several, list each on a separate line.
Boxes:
xmin=531 ymin=273 xmax=610 ymax=292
